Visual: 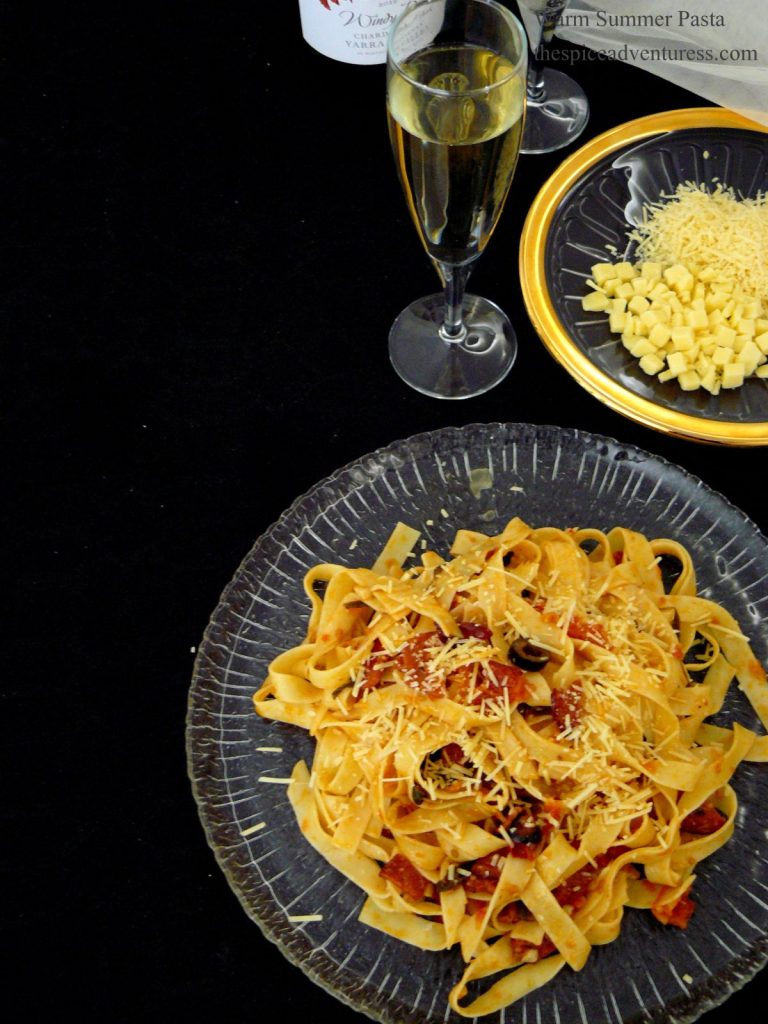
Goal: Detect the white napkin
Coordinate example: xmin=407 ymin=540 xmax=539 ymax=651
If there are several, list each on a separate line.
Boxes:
xmin=524 ymin=0 xmax=768 ymax=127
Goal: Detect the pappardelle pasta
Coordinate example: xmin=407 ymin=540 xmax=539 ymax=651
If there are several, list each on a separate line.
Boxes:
xmin=253 ymin=518 xmax=768 ymax=1016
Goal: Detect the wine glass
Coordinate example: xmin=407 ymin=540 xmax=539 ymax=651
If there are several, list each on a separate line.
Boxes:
xmin=518 ymin=1 xmax=589 ymax=154
xmin=386 ymin=0 xmax=527 ymax=400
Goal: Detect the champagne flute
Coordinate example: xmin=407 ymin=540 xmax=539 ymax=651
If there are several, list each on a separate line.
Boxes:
xmin=386 ymin=0 xmax=527 ymax=400
xmin=518 ymin=1 xmax=589 ymax=153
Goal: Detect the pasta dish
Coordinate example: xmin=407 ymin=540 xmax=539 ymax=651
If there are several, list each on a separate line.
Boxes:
xmin=253 ymin=518 xmax=768 ymax=1015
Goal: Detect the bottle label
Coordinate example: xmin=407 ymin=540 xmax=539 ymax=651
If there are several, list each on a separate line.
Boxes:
xmin=298 ymin=0 xmax=412 ymax=65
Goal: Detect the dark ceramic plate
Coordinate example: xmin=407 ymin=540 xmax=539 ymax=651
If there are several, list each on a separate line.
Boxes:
xmin=187 ymin=423 xmax=768 ymax=1024
xmin=520 ymin=109 xmax=768 ymax=445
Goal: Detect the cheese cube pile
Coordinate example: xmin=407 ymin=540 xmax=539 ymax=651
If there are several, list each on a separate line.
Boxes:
xmin=582 ymin=260 xmax=768 ymax=395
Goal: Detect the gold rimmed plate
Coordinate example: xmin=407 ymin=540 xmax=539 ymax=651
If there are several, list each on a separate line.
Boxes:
xmin=519 ymin=108 xmax=768 ymax=446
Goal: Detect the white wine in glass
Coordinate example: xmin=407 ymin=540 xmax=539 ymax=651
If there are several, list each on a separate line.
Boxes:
xmin=386 ymin=0 xmax=527 ymax=399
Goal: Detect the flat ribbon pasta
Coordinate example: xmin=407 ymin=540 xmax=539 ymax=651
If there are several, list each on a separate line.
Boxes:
xmin=253 ymin=518 xmax=767 ymax=1016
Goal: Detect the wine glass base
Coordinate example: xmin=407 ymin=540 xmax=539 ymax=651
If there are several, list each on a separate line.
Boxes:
xmin=389 ymin=293 xmax=517 ymax=400
xmin=521 ymin=68 xmax=589 ymax=155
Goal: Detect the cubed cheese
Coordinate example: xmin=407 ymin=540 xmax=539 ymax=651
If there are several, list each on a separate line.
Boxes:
xmin=581 ymin=254 xmax=766 ymax=395
xmin=609 ymin=311 xmax=627 ymax=333
xmin=716 ymin=325 xmax=737 ymax=347
xmin=666 ymin=351 xmax=689 ymax=376
xmin=641 ymin=262 xmax=663 ymax=281
xmin=581 ymin=291 xmax=610 ymax=312
xmin=670 ymin=326 xmax=695 ymax=351
xmin=614 ymin=262 xmax=636 ymax=281
xmin=684 ymin=308 xmax=708 ymax=330
xmin=628 ymin=295 xmax=650 ymax=315
xmin=639 ymin=353 xmax=665 ymax=375
xmin=739 ymin=340 xmax=763 ymax=376
xmin=591 ymin=263 xmax=616 ymax=286
xmin=648 ymin=323 xmax=671 ymax=348
xmin=629 ymin=339 xmax=656 ymax=358
xmin=712 ymin=346 xmax=733 ymax=367
xmin=721 ymin=363 xmax=745 ymax=389
xmin=678 ymin=369 xmax=701 ymax=391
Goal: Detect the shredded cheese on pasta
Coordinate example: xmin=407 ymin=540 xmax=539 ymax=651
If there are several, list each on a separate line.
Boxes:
xmin=253 ymin=518 xmax=768 ymax=1016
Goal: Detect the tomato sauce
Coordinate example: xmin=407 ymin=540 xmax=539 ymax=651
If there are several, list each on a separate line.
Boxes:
xmin=379 ymin=853 xmax=430 ymax=901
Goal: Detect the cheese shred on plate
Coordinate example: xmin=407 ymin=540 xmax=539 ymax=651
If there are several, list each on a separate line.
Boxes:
xmin=629 ymin=182 xmax=768 ymax=303
xmin=253 ymin=517 xmax=768 ymax=1018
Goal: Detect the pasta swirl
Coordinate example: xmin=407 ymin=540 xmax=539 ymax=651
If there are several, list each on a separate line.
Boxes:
xmin=253 ymin=518 xmax=768 ymax=1016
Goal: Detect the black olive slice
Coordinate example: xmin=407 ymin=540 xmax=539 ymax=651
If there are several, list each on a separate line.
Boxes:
xmin=435 ymin=876 xmax=462 ymax=893
xmin=509 ymin=824 xmax=542 ymax=845
xmin=412 ymin=784 xmax=429 ymax=805
xmin=509 ymin=638 xmax=550 ymax=671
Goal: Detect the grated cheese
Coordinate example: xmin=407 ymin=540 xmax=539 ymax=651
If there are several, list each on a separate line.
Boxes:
xmin=629 ymin=182 xmax=768 ymax=303
xmin=240 ymin=822 xmax=267 ymax=836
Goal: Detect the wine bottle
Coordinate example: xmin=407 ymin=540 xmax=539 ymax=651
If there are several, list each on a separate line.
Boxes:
xmin=298 ymin=0 xmax=411 ymax=65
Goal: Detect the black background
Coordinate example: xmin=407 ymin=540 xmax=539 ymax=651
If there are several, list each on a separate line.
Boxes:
xmin=6 ymin=1 xmax=768 ymax=1019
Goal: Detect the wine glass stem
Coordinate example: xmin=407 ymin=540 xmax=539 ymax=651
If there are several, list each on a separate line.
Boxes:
xmin=527 ymin=56 xmax=546 ymax=102
xmin=438 ymin=262 xmax=470 ymax=343
xmin=527 ymin=5 xmax=567 ymax=102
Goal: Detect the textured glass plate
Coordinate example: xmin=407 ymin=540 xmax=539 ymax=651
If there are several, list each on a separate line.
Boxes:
xmin=520 ymin=109 xmax=768 ymax=445
xmin=187 ymin=423 xmax=768 ymax=1024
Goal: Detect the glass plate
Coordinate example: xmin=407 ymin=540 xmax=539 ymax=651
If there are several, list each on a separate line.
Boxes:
xmin=187 ymin=423 xmax=768 ymax=1024
xmin=519 ymin=109 xmax=768 ymax=446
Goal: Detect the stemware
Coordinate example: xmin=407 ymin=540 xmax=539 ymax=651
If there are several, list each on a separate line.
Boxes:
xmin=518 ymin=0 xmax=589 ymax=153
xmin=386 ymin=0 xmax=527 ymax=399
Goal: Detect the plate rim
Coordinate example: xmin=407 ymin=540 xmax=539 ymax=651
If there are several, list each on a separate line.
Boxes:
xmin=519 ymin=107 xmax=768 ymax=447
xmin=187 ymin=421 xmax=768 ymax=1024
